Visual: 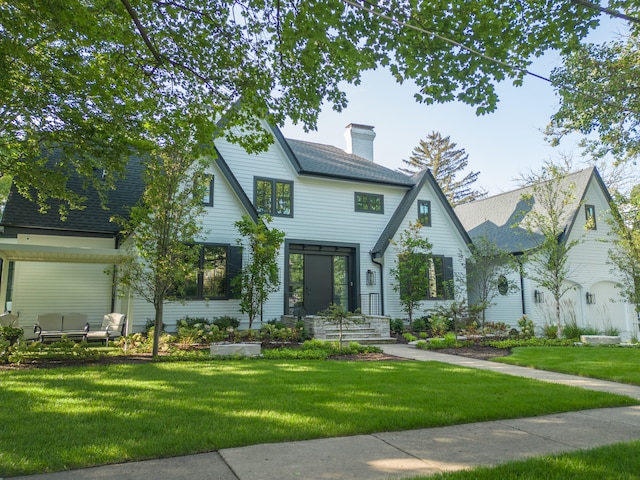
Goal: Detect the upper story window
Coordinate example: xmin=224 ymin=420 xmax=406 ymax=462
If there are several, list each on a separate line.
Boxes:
xmin=355 ymin=192 xmax=384 ymax=213
xmin=202 ymin=176 xmax=214 ymax=207
xmin=255 ymin=177 xmax=293 ymax=217
xmin=585 ymin=204 xmax=597 ymax=230
xmin=418 ymin=200 xmax=431 ymax=226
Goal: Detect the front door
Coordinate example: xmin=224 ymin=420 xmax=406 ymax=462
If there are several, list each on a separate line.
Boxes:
xmin=287 ymin=245 xmax=355 ymax=316
xmin=304 ymin=255 xmax=333 ymax=315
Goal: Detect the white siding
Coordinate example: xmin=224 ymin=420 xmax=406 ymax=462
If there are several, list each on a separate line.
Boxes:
xmin=126 ymin=127 xmax=471 ymax=332
xmin=8 ymin=235 xmax=116 ymax=333
xmin=382 ymin=181 xmax=471 ymax=320
xmin=486 ymin=175 xmax=637 ymax=339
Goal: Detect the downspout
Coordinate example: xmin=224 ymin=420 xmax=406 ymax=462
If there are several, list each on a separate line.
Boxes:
xmin=0 ymin=254 xmax=8 ymax=312
xmin=371 ymin=253 xmax=384 ymax=316
xmin=516 ymin=253 xmax=526 ymax=315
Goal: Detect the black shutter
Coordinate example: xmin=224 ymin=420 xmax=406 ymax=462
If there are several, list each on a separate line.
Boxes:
xmin=227 ymin=246 xmax=243 ymax=299
xmin=443 ymin=257 xmax=454 ymax=300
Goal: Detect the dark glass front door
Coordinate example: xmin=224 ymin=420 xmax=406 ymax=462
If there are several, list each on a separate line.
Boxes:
xmin=304 ymin=254 xmax=333 ymax=315
xmin=287 ymin=245 xmax=355 ymax=316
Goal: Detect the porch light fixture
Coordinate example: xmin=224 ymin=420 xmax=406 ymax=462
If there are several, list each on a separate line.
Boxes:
xmin=366 ymin=269 xmax=376 ymax=286
xmin=534 ymin=290 xmax=544 ymax=304
xmin=586 ymin=292 xmax=596 ymax=305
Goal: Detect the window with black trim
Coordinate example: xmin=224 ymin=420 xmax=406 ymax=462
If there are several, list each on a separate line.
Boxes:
xmin=426 ymin=256 xmax=454 ymax=300
xmin=179 ymin=245 xmax=242 ymax=300
xmin=497 ymin=275 xmax=509 ymax=295
xmin=585 ymin=204 xmax=597 ymax=230
xmin=355 ymin=192 xmax=383 ymax=213
xmin=418 ymin=200 xmax=431 ymax=226
xmin=255 ymin=177 xmax=293 ymax=216
xmin=202 ymin=176 xmax=214 ymax=206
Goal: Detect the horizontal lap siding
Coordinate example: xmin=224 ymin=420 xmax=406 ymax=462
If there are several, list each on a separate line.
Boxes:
xmin=11 ymin=236 xmax=116 ymax=331
xmin=383 ymin=181 xmax=470 ymax=320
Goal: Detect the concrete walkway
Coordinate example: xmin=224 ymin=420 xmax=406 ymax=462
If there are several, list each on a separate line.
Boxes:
xmin=9 ymin=344 xmax=640 ymax=480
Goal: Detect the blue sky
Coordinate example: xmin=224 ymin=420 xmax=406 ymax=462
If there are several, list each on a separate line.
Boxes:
xmin=281 ymin=17 xmax=629 ymax=196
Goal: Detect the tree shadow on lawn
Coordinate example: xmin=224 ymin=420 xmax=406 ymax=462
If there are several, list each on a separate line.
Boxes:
xmin=0 ymin=360 xmax=635 ymax=476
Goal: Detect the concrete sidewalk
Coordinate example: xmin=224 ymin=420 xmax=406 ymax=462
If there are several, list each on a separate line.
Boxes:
xmin=8 ymin=344 xmax=640 ymax=480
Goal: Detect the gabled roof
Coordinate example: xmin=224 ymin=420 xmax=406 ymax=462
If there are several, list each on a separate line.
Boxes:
xmin=1 ymin=151 xmax=145 ymax=235
xmin=371 ymin=169 xmax=473 ymax=258
xmin=454 ymin=167 xmax=605 ymax=253
xmin=269 ymin=124 xmax=414 ymax=187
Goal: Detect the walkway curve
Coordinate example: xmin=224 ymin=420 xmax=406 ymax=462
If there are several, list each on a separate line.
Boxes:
xmin=379 ymin=343 xmax=640 ymax=400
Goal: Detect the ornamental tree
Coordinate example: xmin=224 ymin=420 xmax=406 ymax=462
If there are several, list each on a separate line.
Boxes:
xmin=390 ymin=221 xmax=432 ymax=328
xmin=233 ymin=215 xmax=285 ymax=329
xmin=606 ymin=186 xmax=640 ymax=317
xmin=518 ymin=162 xmax=582 ymax=335
xmin=115 ymin=145 xmax=208 ymax=357
xmin=463 ymin=234 xmax=520 ymax=327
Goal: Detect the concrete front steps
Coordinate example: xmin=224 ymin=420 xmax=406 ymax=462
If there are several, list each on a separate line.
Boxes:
xmin=306 ymin=315 xmax=396 ymax=345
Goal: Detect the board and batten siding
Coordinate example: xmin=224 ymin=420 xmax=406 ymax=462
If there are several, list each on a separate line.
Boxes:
xmin=9 ymin=235 xmax=115 ymax=332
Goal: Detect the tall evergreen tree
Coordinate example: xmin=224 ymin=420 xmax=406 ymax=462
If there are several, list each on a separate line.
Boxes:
xmin=401 ymin=132 xmax=486 ymax=206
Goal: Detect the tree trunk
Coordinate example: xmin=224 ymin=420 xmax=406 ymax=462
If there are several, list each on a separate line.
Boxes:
xmin=153 ymin=298 xmax=164 ymax=357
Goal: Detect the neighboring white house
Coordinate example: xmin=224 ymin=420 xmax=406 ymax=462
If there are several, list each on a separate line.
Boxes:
xmin=455 ymin=167 xmax=637 ymax=340
xmin=0 ymin=121 xmax=472 ymax=334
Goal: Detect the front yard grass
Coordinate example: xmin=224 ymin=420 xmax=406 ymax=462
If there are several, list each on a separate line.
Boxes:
xmin=494 ymin=346 xmax=640 ymax=385
xmin=0 ymin=359 xmax=637 ymax=476
xmin=406 ymin=440 xmax=640 ymax=479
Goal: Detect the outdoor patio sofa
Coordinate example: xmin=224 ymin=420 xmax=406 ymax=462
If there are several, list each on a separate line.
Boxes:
xmin=34 ymin=313 xmax=89 ymax=342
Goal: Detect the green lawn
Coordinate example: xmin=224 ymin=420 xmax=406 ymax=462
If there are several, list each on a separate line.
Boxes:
xmin=0 ymin=359 xmax=636 ymax=476
xmin=406 ymin=440 xmax=640 ymax=480
xmin=494 ymin=346 xmax=640 ymax=385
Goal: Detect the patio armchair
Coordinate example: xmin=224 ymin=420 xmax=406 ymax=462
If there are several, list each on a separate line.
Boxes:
xmin=86 ymin=313 xmax=127 ymax=346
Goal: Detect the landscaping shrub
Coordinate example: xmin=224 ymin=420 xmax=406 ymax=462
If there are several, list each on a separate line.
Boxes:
xmin=517 ymin=315 xmax=535 ymax=338
xmin=0 ymin=325 xmax=23 ymax=345
xmin=144 ymin=319 xmax=166 ymax=334
xmin=429 ymin=314 xmax=450 ymax=336
xmin=543 ymin=323 xmax=558 ymax=339
xmin=412 ymin=317 xmax=427 ymax=333
xmin=295 ymin=320 xmax=310 ymax=341
xmin=212 ymin=316 xmax=240 ymax=330
xmin=402 ymin=332 xmax=417 ymax=342
xmin=419 ymin=332 xmax=469 ymax=349
xmin=485 ymin=337 xmax=574 ymax=349
xmin=260 ymin=323 xmax=300 ymax=343
xmin=562 ymin=318 xmax=582 ymax=340
xmin=581 ymin=325 xmax=601 ymax=335
xmin=389 ymin=318 xmax=405 ymax=335
xmin=603 ymin=325 xmax=620 ymax=336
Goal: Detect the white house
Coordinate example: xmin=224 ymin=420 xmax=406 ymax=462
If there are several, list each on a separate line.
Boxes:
xmin=0 ymin=121 xmax=472 ymax=334
xmin=455 ymin=167 xmax=637 ymax=340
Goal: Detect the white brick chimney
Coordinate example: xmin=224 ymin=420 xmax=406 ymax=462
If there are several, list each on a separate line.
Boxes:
xmin=344 ymin=123 xmax=376 ymax=162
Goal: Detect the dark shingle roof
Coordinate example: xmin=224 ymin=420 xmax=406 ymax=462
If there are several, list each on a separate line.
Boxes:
xmin=285 ymin=139 xmax=415 ymax=187
xmin=454 ymin=168 xmax=597 ymax=253
xmin=2 ymin=152 xmax=144 ymax=235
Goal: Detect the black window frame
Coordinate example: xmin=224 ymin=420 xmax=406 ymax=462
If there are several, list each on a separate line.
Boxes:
xmin=254 ymin=177 xmax=294 ymax=217
xmin=178 ymin=244 xmax=242 ymax=300
xmin=417 ymin=200 xmax=431 ymax=226
xmin=585 ymin=204 xmax=597 ymax=230
xmin=426 ymin=255 xmax=454 ymax=300
xmin=202 ymin=176 xmax=214 ymax=207
xmin=354 ymin=192 xmax=384 ymax=214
